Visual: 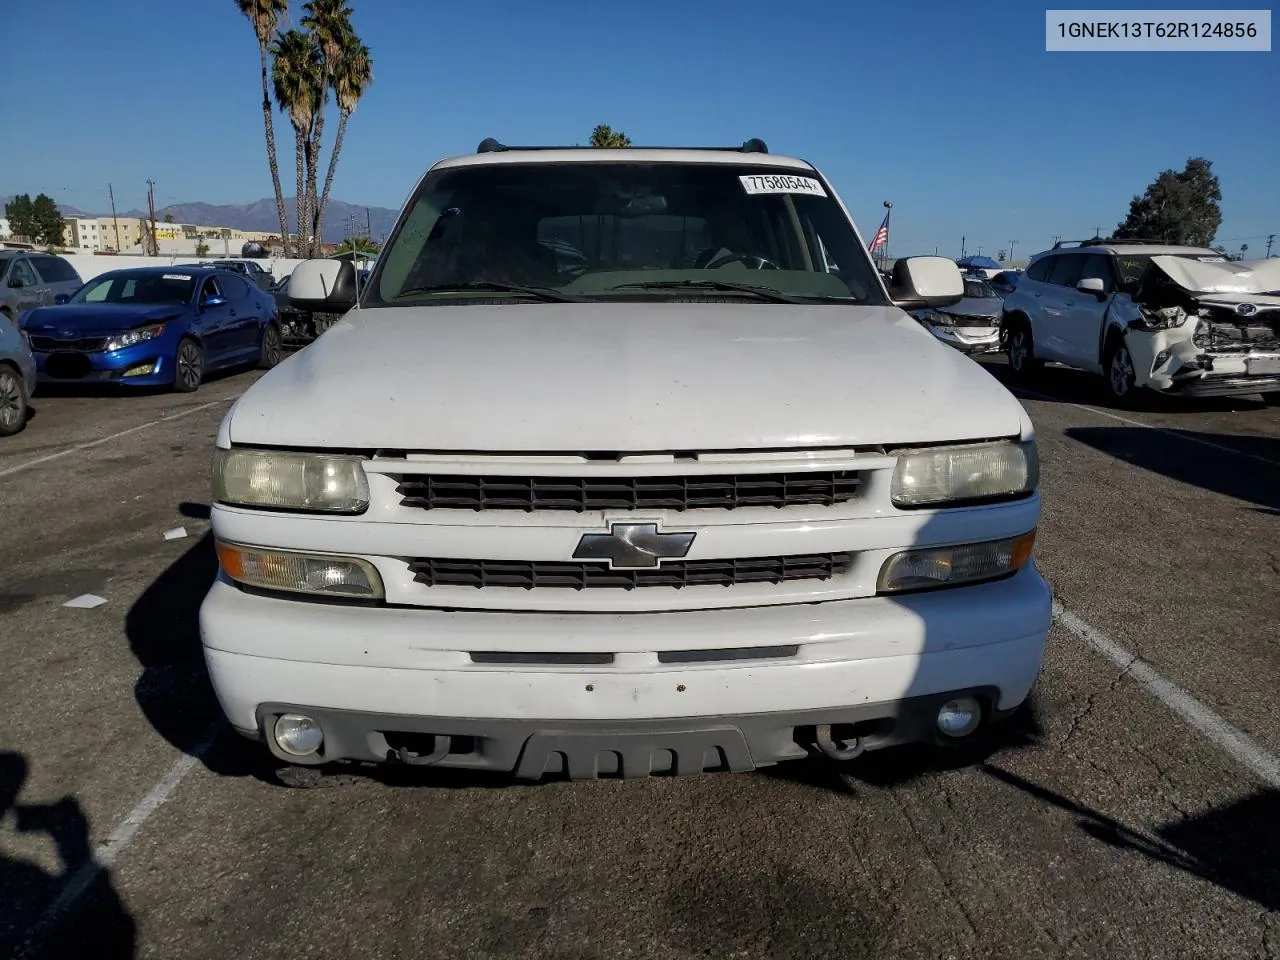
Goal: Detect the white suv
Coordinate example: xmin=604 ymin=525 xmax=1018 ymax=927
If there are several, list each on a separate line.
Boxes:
xmin=1001 ymin=241 xmax=1280 ymax=403
xmin=200 ymin=140 xmax=1051 ymax=780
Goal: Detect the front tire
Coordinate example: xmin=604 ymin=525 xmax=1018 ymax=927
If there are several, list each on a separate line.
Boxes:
xmin=0 ymin=365 xmax=28 ymax=436
xmin=258 ymin=323 xmax=283 ymax=369
xmin=173 ymin=337 xmax=204 ymax=393
xmin=1104 ymin=342 xmax=1138 ymax=404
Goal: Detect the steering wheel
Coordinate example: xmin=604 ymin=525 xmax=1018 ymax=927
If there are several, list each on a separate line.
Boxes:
xmin=704 ymin=252 xmax=779 ymax=271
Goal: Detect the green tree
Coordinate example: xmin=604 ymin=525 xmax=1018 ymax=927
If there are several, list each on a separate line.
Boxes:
xmin=272 ymin=28 xmax=323 ymax=256
xmin=589 ymin=124 xmax=631 ymax=148
xmin=1114 ymin=157 xmax=1222 ymax=247
xmin=163 ymin=213 xmax=174 ymax=223
xmin=236 ymin=0 xmax=291 ymax=253
xmin=314 ymin=34 xmax=372 ymax=251
xmin=335 ymin=234 xmax=378 ymax=254
xmin=195 ymin=239 xmax=211 ymax=257
xmin=301 ymin=0 xmax=355 ymax=255
xmin=4 ymin=194 xmax=37 ymax=241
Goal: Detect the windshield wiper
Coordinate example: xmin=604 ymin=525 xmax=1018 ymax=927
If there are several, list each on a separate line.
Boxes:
xmin=607 ymin=279 xmax=810 ymax=304
xmin=395 ymin=280 xmax=588 ymax=303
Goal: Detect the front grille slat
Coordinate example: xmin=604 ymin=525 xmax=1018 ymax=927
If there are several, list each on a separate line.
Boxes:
xmin=395 ymin=470 xmax=861 ymax=512
xmin=409 ymin=553 xmax=852 ymax=591
xmin=30 ymin=336 xmax=108 ymax=352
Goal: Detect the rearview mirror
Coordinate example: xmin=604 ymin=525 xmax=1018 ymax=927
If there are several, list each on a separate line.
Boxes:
xmin=889 ymin=256 xmax=964 ymax=310
xmin=1076 ymin=276 xmax=1107 ymax=299
xmin=287 ymin=258 xmax=358 ymax=313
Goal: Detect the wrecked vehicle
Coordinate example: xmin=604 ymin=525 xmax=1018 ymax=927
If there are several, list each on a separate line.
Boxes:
xmin=1000 ymin=240 xmax=1280 ymax=403
xmin=912 ymin=277 xmax=1004 ymax=354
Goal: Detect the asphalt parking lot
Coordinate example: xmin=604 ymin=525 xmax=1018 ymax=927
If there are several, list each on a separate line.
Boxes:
xmin=1 ymin=356 xmax=1278 ymax=960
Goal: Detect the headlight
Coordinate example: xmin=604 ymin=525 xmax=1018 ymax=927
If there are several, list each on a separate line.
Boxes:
xmin=213 ymin=448 xmax=370 ymax=513
xmin=918 ymin=310 xmax=955 ymax=326
xmin=216 ymin=541 xmax=383 ymax=598
xmin=104 ymin=324 xmax=165 ymax=352
xmin=877 ymin=531 xmax=1036 ymax=594
xmin=891 ymin=440 xmax=1038 ymax=507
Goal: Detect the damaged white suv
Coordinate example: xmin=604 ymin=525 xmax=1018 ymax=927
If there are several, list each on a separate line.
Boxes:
xmin=200 ymin=140 xmax=1051 ymax=780
xmin=1002 ymin=240 xmax=1280 ymax=403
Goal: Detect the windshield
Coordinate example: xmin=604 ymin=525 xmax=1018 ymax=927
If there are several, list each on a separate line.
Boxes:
xmin=1114 ymin=252 xmax=1226 ymax=293
xmin=71 ymin=272 xmax=196 ymax=306
xmin=369 ymin=162 xmax=887 ymax=306
xmin=963 ymin=279 xmax=998 ymax=299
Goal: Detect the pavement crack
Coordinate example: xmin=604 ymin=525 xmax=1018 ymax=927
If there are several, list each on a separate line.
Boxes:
xmin=891 ymin=789 xmax=981 ymax=943
xmin=1059 ymin=664 xmax=1130 ymax=749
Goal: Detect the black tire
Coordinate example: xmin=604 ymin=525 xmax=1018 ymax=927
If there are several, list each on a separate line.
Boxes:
xmin=1005 ymin=320 xmax=1042 ymax=381
xmin=0 ymin=364 xmax=28 ymax=436
xmin=258 ymin=323 xmax=283 ymax=369
xmin=1103 ymin=341 xmax=1138 ymax=405
xmin=1263 ymin=392 xmax=1280 ymax=406
xmin=173 ymin=337 xmax=204 ymax=393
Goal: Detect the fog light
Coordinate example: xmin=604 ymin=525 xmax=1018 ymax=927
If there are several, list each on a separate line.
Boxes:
xmin=273 ymin=714 xmax=324 ymax=756
xmin=936 ymin=697 xmax=982 ymax=738
xmin=122 ymin=362 xmax=156 ymax=377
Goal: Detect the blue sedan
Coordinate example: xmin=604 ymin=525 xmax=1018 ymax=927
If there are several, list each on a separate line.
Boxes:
xmin=21 ymin=266 xmax=283 ymax=392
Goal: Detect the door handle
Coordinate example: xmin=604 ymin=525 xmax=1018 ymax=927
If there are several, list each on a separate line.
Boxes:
xmin=229 ymin=309 xmax=238 ymax=317
xmin=1063 ymin=300 xmax=1075 ymax=307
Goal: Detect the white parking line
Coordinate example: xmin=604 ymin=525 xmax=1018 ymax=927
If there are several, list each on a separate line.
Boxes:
xmin=0 ymin=398 xmax=232 ymax=479
xmin=1053 ymin=601 xmax=1280 ymax=789
xmin=1017 ymin=388 xmax=1280 ymax=468
xmin=14 ymin=726 xmax=219 ymax=960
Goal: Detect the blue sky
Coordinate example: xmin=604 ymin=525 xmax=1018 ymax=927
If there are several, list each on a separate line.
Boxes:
xmin=5 ymin=0 xmax=1277 ymax=259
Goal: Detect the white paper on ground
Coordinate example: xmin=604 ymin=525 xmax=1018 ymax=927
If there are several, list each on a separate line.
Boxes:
xmin=63 ymin=594 xmax=107 ymax=609
xmin=163 ymin=526 xmax=188 ymax=541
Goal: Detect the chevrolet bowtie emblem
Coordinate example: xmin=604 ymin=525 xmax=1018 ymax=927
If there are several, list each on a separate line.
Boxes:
xmin=572 ymin=523 xmax=696 ymax=569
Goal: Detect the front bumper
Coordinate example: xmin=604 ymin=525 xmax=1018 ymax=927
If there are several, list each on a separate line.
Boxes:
xmin=923 ymin=322 xmax=1001 ymax=354
xmin=34 ymin=339 xmax=176 ymax=386
xmin=201 ymin=565 xmax=1052 ymax=777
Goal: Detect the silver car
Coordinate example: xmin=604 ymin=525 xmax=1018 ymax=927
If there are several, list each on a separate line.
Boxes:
xmin=0 ymin=316 xmax=35 ymax=435
xmin=0 ymin=252 xmax=84 ymax=328
xmin=911 ymin=277 xmax=1005 ymax=354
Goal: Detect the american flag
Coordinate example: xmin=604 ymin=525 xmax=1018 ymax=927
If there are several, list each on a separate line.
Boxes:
xmin=867 ymin=213 xmax=889 ymax=253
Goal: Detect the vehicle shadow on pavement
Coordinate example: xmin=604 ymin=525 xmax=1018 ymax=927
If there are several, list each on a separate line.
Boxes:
xmin=1064 ymin=426 xmax=1280 ymax=514
xmin=0 ymin=751 xmax=136 ymax=960
xmin=981 ymin=765 xmax=1280 ymax=912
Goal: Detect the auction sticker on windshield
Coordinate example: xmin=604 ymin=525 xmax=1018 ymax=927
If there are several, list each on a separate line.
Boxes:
xmin=739 ymin=174 xmax=827 ymax=197
xmin=163 ymin=274 xmax=192 ymax=280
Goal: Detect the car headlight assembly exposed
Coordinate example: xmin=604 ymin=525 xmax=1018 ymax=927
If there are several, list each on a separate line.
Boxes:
xmin=213 ymin=448 xmax=370 ymax=513
xmin=891 ymin=440 xmax=1038 ymax=507
xmin=104 ymin=324 xmax=165 ymax=352
xmin=877 ymin=531 xmax=1037 ymax=594
xmin=918 ymin=310 xmax=955 ymax=326
xmin=216 ymin=541 xmax=384 ymax=599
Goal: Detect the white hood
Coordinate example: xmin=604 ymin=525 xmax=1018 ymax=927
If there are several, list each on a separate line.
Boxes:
xmin=226 ymin=303 xmax=1025 ymax=451
xmin=1152 ymin=256 xmax=1280 ymax=297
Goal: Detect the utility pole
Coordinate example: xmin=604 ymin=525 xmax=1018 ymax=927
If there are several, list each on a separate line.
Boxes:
xmin=108 ymin=184 xmax=121 ymax=252
xmin=1267 ymin=234 xmax=1276 ymax=258
xmin=1009 ymin=240 xmax=1017 ymax=264
xmin=145 ymin=179 xmax=158 ymax=256
xmin=961 ymin=235 xmax=966 ymax=259
xmin=365 ymin=206 xmax=372 ymax=241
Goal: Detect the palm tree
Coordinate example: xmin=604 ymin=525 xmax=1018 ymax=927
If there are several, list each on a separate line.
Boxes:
xmin=590 ymin=124 xmax=631 ymax=148
xmin=235 ymin=0 xmax=290 ymax=253
xmin=271 ymin=29 xmax=322 ymax=256
xmin=314 ymin=34 xmax=372 ymax=250
xmin=335 ymin=235 xmax=378 ymax=255
xmin=301 ymin=0 xmax=353 ymax=255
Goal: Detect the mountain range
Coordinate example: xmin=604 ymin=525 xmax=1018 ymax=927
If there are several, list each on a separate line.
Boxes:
xmin=2 ymin=196 xmax=400 ymax=243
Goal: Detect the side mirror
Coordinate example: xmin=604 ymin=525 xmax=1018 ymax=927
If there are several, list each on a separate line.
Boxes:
xmin=202 ymin=295 xmax=229 ymax=308
xmin=1076 ymin=277 xmax=1107 ymax=299
xmin=889 ymin=256 xmax=964 ymax=310
xmin=287 ymin=258 xmax=358 ymax=313
xmin=54 ymin=293 xmax=70 ymax=305
xmin=8 ymin=276 xmax=24 ymax=289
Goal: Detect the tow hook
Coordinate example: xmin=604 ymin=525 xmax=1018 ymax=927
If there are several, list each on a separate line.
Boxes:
xmin=395 ymin=735 xmax=452 ymax=766
xmin=814 ymin=724 xmax=865 ymax=761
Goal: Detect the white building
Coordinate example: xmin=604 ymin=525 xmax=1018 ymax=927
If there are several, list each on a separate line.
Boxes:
xmin=0 ymin=218 xmax=9 ymax=240
xmin=64 ymin=216 xmax=105 ymax=251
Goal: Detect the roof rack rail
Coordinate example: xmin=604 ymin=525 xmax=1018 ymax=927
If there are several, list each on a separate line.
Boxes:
xmin=1051 ymin=236 xmax=1167 ymax=249
xmin=475 ymin=137 xmax=769 ymax=154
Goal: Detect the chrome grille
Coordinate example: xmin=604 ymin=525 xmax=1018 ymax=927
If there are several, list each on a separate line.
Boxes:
xmin=408 ymin=553 xmax=852 ymax=590
xmin=394 ymin=471 xmax=862 ymax=512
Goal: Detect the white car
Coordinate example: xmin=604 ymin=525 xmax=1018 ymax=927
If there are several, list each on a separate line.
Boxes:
xmin=1001 ymin=241 xmax=1280 ymax=403
xmin=200 ymin=139 xmax=1051 ymax=780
